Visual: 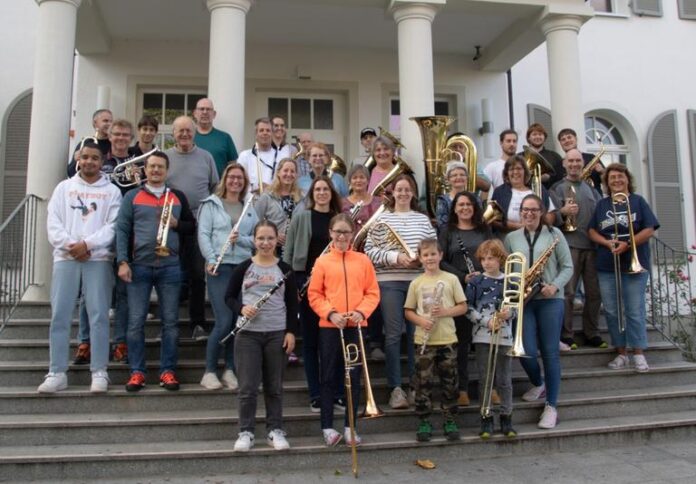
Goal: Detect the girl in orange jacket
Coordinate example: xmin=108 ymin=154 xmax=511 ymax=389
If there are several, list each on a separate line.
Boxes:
xmin=308 ymin=213 xmax=380 ymax=447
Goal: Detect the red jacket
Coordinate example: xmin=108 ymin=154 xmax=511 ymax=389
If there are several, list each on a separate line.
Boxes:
xmin=308 ymin=245 xmax=380 ymax=329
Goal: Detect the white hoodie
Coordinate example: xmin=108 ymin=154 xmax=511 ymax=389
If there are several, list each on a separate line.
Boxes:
xmin=47 ymin=173 xmax=122 ymax=262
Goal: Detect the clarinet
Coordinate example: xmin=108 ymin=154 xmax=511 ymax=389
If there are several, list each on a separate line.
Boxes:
xmin=220 ymin=270 xmax=292 ymax=344
xmin=456 ymin=235 xmax=476 ymax=275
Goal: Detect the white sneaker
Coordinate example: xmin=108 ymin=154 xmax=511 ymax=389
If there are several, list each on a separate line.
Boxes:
xmin=90 ymin=370 xmax=109 ymax=393
xmin=323 ymin=428 xmax=342 ymax=447
xmin=221 ymin=369 xmax=239 ymax=390
xmin=521 ymin=383 xmax=546 ymax=402
xmin=344 ymin=427 xmax=362 ymax=446
xmin=608 ymin=354 xmax=629 ymax=370
xmin=389 ymin=387 xmax=409 ymax=409
xmin=559 ymin=341 xmax=572 ymax=352
xmin=267 ymin=429 xmax=290 ymax=450
xmin=191 ymin=325 xmax=209 ymax=341
xmin=633 ymin=354 xmax=650 ymax=373
xmin=234 ymin=431 xmax=255 ymax=452
xmin=146 ymin=312 xmax=155 ymax=320
xmin=538 ymin=403 xmax=558 ymax=429
xmin=108 ymin=308 xmax=115 ymax=319
xmin=37 ymin=372 xmax=68 ymax=393
xmin=200 ymin=372 xmax=223 ymax=390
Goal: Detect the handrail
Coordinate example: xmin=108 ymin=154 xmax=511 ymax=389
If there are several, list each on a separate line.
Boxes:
xmin=0 ymin=194 xmax=42 ymax=335
xmin=647 ymin=237 xmax=696 ymax=361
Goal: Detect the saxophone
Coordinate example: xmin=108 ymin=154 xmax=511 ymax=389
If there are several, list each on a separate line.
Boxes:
xmin=420 ymin=281 xmax=446 ymax=355
xmin=523 ymin=236 xmax=560 ymax=303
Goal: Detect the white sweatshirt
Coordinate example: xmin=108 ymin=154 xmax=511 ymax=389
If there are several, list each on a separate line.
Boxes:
xmin=46 ymin=173 xmax=122 ymax=262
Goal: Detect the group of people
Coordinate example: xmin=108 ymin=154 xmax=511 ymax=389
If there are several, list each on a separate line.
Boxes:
xmin=39 ymin=104 xmax=659 ymax=451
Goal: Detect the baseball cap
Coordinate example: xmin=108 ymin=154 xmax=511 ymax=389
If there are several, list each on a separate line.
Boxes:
xmin=360 ymin=127 xmax=377 ymax=139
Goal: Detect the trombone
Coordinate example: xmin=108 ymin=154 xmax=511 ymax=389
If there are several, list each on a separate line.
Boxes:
xmin=481 ymin=253 xmax=527 ymax=419
xmin=610 ymin=192 xmax=645 ymax=333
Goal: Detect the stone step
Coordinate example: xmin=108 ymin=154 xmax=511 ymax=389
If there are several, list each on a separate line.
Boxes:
xmin=0 ymin=341 xmax=683 ymax=385
xmin=1 ymin=361 xmax=695 ymax=415
xmin=2 ymin=410 xmax=695 ymax=481
xmin=1 ymin=384 xmax=695 ymax=448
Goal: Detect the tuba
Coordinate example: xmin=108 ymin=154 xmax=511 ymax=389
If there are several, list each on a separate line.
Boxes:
xmin=328 ymin=152 xmax=347 ymax=178
xmin=444 ymin=133 xmax=478 ymax=193
xmin=523 ymin=145 xmax=555 ymax=197
xmin=411 ymin=115 xmax=458 ymax=218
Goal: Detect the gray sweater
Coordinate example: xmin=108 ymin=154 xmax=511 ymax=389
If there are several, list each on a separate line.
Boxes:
xmin=165 ymin=146 xmax=219 ymax=214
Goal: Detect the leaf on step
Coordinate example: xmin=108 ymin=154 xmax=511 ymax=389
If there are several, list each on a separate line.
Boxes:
xmin=415 ymin=459 xmax=436 ymax=470
xmin=334 ymin=469 xmax=342 ymax=475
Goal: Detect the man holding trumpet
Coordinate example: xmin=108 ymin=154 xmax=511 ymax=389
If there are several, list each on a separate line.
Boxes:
xmin=551 ymin=149 xmax=605 ymax=349
xmin=116 ymin=151 xmax=195 ymax=392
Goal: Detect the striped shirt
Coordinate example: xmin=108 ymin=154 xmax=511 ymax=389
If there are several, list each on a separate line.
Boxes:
xmin=364 ymin=210 xmax=436 ymax=282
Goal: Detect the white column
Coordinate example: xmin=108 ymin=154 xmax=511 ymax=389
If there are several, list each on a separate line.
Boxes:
xmin=391 ymin=1 xmax=442 ymax=190
xmin=24 ymin=0 xmax=81 ymax=302
xmin=207 ymin=0 xmax=252 ymax=149
xmin=540 ymin=15 xmax=585 ymax=152
xmin=96 ymin=85 xmax=111 ymax=110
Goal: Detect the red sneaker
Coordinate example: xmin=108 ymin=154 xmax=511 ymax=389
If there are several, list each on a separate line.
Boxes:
xmin=112 ymin=343 xmax=128 ymax=363
xmin=125 ymin=372 xmax=146 ymax=392
xmin=159 ymin=371 xmax=180 ymax=391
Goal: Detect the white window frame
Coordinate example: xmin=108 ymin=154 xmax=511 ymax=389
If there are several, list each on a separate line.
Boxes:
xmin=136 ymin=87 xmax=207 ymax=149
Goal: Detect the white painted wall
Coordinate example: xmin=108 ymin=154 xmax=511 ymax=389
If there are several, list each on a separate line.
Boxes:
xmin=0 ymin=1 xmax=38 ymax=141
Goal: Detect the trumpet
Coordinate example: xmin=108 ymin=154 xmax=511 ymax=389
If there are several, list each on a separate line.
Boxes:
xmin=211 ymin=195 xmax=256 ymax=275
xmin=562 ymin=185 xmax=578 ymax=232
xmin=155 ymin=188 xmax=174 ymax=257
xmin=420 ymin=281 xmax=445 ymax=355
xmin=523 ymin=145 xmax=555 ymax=198
xmin=481 ymin=252 xmax=527 ymax=416
xmin=368 ymin=221 xmax=417 ymax=260
xmin=110 ymin=148 xmax=158 ymax=188
xmin=482 ymin=200 xmax=504 ymax=225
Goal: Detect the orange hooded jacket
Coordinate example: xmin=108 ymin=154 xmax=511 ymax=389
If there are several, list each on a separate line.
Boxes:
xmin=308 ymin=245 xmax=380 ymax=329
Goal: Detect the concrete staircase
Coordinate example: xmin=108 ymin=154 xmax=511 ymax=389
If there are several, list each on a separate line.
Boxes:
xmin=1 ymin=303 xmax=696 ymax=481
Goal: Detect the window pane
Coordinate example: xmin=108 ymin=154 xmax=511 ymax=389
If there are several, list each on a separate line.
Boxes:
xmin=143 ymin=93 xmax=163 ymax=124
xmin=268 ymin=98 xmax=288 ymax=121
xmin=434 ymin=101 xmax=449 ymax=116
xmin=162 ymin=133 xmax=176 ymax=150
xmin=390 ymin=99 xmax=400 ymax=116
xmin=588 ymin=0 xmax=612 ymax=13
xmin=291 ymin=98 xmax=311 ymax=129
xmin=164 ymin=93 xmax=185 ymax=125
xmin=187 ymin=93 xmax=207 ymax=116
xmin=313 ymin=99 xmax=333 ymax=130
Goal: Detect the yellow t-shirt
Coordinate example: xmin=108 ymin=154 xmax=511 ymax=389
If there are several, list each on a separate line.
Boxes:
xmin=404 ymin=271 xmax=466 ymax=346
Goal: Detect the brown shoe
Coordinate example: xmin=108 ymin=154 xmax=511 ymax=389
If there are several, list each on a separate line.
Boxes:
xmin=491 ymin=389 xmax=501 ymax=405
xmin=73 ymin=343 xmax=90 ymax=365
xmin=457 ymin=391 xmax=470 ymax=406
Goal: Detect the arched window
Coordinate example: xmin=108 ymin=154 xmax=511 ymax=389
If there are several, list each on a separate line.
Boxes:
xmin=584 ymin=115 xmax=630 ymax=165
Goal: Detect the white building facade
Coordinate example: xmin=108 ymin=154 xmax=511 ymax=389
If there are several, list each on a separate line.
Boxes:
xmin=1 ymin=0 xmax=694 ymax=300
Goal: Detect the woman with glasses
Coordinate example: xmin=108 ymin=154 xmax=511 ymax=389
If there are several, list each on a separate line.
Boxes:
xmin=364 ymin=174 xmax=436 ymax=409
xmin=284 ymin=175 xmax=343 ymax=412
xmin=489 ymin=156 xmax=556 ymax=234
xmin=198 ymin=163 xmax=258 ymax=390
xmin=308 ymin=213 xmax=380 ymax=446
xmin=435 ymin=161 xmax=475 ymax=232
xmin=297 ymin=143 xmax=348 ymax=197
xmin=504 ymin=194 xmax=572 ymax=429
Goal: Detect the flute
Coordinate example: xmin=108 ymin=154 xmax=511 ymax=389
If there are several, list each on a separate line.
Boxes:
xmin=211 ymin=195 xmax=255 ymax=275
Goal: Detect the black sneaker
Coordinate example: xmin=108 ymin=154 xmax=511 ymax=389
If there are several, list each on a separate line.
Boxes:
xmin=443 ymin=419 xmax=460 ymax=441
xmin=586 ymin=336 xmax=608 ymax=348
xmin=479 ymin=416 xmax=494 ymax=439
xmin=500 ymin=414 xmax=517 ymax=438
xmin=334 ymin=397 xmax=346 ymax=412
xmin=416 ymin=419 xmax=433 ymax=442
xmin=310 ymin=398 xmax=321 ymax=413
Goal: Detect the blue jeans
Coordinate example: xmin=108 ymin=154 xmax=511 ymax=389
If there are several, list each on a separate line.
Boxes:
xmin=205 ymin=264 xmax=236 ymax=372
xmin=519 ymin=298 xmax=564 ymax=407
xmin=126 ymin=264 xmax=181 ymax=374
xmin=77 ymin=261 xmax=128 ymax=344
xmin=379 ymin=280 xmax=414 ymax=389
xmin=297 ymin=272 xmax=321 ymax=401
xmin=597 ymin=271 xmax=649 ymax=350
xmin=49 ymin=260 xmax=113 ymax=373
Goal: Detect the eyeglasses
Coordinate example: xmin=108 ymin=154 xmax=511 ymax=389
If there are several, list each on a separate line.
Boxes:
xmin=226 ymin=175 xmax=244 ymax=181
xmin=196 ymin=107 xmax=213 ymax=112
xmin=520 ymin=208 xmax=541 ymax=214
xmin=331 ymin=230 xmax=353 ymax=238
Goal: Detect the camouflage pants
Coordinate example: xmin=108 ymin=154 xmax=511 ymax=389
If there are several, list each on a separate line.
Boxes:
xmin=413 ymin=343 xmax=458 ymax=419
